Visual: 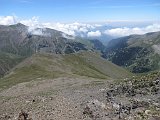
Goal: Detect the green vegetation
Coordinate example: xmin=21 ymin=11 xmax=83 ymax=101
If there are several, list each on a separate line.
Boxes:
xmin=64 ymin=52 xmax=132 ymax=79
xmin=0 ymin=52 xmax=24 ymax=77
xmin=0 ymin=51 xmax=132 ymax=90
xmin=64 ymin=53 xmax=108 ymax=79
xmin=103 ymin=31 xmax=160 ymax=73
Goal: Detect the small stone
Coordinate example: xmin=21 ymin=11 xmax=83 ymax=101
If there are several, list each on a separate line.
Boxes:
xmin=50 ymin=97 xmax=53 ymax=100
xmin=18 ymin=110 xmax=29 ymax=120
xmin=145 ymin=110 xmax=151 ymax=115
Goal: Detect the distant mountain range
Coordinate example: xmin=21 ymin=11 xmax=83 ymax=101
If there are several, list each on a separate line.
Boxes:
xmin=0 ymin=23 xmax=91 ymax=55
xmin=0 ymin=23 xmax=132 ymax=83
xmin=0 ymin=23 xmax=118 ymax=78
xmin=102 ymin=31 xmax=160 ymax=73
xmin=0 ymin=23 xmax=92 ymax=77
xmin=0 ymin=23 xmax=160 ymax=78
xmin=0 ymin=23 xmax=160 ymax=120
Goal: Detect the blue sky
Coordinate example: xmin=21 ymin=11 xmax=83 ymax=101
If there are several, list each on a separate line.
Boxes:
xmin=1 ymin=0 xmax=160 ymax=22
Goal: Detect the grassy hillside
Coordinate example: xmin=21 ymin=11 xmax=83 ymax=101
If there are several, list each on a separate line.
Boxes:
xmin=0 ymin=52 xmax=24 ymax=77
xmin=64 ymin=52 xmax=131 ymax=79
xmin=0 ymin=51 xmax=132 ymax=89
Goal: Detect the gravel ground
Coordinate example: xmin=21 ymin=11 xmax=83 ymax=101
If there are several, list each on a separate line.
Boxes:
xmin=0 ymin=77 xmax=159 ymax=120
xmin=0 ymin=77 xmax=113 ymax=120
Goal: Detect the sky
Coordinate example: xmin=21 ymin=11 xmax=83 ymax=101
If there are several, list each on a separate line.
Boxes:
xmin=0 ymin=0 xmax=160 ymax=38
xmin=1 ymin=0 xmax=160 ymax=22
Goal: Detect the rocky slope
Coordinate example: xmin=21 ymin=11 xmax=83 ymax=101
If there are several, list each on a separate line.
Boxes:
xmin=102 ymin=31 xmax=160 ymax=73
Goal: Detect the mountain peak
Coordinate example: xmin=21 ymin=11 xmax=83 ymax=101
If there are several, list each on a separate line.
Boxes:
xmin=10 ymin=23 xmax=27 ymax=28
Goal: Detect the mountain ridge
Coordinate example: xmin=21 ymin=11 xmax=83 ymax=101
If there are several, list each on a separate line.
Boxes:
xmin=0 ymin=23 xmax=94 ymax=77
xmin=103 ymin=31 xmax=160 ymax=73
xmin=0 ymin=51 xmax=132 ymax=89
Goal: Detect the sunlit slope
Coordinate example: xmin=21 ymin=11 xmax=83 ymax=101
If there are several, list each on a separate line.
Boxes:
xmin=0 ymin=51 xmax=132 ymax=89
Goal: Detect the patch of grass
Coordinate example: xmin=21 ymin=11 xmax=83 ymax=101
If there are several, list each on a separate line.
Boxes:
xmin=81 ymin=81 xmax=105 ymax=88
xmin=37 ymin=91 xmax=52 ymax=96
xmin=37 ymin=89 xmax=58 ymax=96
xmin=0 ymin=95 xmax=18 ymax=102
xmin=63 ymin=53 xmax=108 ymax=79
xmin=0 ymin=52 xmax=25 ymax=77
xmin=0 ymin=63 xmax=65 ymax=90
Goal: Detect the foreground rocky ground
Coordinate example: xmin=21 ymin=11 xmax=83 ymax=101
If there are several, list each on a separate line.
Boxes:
xmin=0 ymin=72 xmax=160 ymax=120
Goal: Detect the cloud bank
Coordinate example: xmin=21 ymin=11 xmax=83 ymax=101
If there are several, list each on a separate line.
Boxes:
xmin=0 ymin=16 xmax=17 ymax=25
xmin=87 ymin=30 xmax=102 ymax=37
xmin=0 ymin=16 xmax=160 ymax=38
xmin=28 ymin=28 xmax=51 ymax=36
xmin=104 ymin=24 xmax=160 ymax=37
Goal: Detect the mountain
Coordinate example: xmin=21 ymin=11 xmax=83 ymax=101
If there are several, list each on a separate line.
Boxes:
xmin=0 ymin=51 xmax=131 ymax=89
xmin=2 ymin=23 xmax=160 ymax=120
xmin=0 ymin=52 xmax=24 ymax=77
xmin=89 ymin=39 xmax=106 ymax=52
xmin=0 ymin=23 xmax=90 ymax=56
xmin=102 ymin=31 xmax=160 ymax=73
xmin=0 ymin=23 xmax=93 ymax=77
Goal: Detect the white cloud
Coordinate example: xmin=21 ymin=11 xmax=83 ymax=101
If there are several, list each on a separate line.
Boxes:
xmin=62 ymin=33 xmax=75 ymax=40
xmin=42 ymin=22 xmax=76 ymax=36
xmin=0 ymin=16 xmax=99 ymax=36
xmin=41 ymin=22 xmax=98 ymax=36
xmin=29 ymin=28 xmax=51 ymax=36
xmin=104 ymin=24 xmax=160 ymax=37
xmin=87 ymin=30 xmax=102 ymax=37
xmin=0 ymin=16 xmax=17 ymax=25
xmin=0 ymin=16 xmax=160 ymax=38
xmin=30 ymin=29 xmax=43 ymax=35
xmin=20 ymin=17 xmax=52 ymax=36
xmin=20 ymin=16 xmax=44 ymax=30
xmin=145 ymin=24 xmax=160 ymax=32
xmin=79 ymin=27 xmax=88 ymax=32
